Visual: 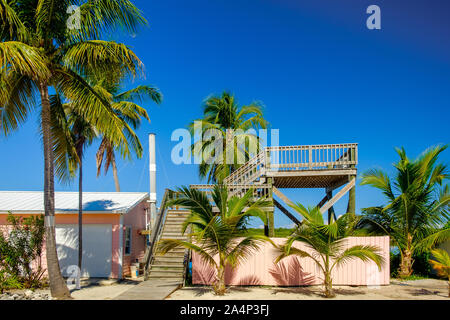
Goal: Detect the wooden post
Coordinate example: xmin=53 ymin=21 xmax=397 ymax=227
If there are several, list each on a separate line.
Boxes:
xmin=326 ymin=188 xmax=336 ymax=223
xmin=266 ymin=177 xmax=275 ymax=237
xmin=346 ymin=176 xmax=356 ymax=216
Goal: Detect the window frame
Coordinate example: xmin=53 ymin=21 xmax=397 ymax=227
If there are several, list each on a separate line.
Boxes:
xmin=124 ymin=226 xmax=132 ymax=256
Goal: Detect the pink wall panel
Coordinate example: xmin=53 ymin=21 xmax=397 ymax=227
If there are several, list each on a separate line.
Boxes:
xmin=122 ymin=201 xmax=148 ymax=276
xmin=0 ymin=214 xmax=121 ymax=278
xmin=192 ymin=236 xmax=390 ymax=286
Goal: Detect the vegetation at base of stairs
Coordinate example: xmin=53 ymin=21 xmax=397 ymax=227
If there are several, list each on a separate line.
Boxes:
xmin=158 ymin=185 xmax=273 ymax=295
xmin=246 ymin=228 xmax=295 ymax=238
xmin=0 ymin=214 xmax=47 ymax=293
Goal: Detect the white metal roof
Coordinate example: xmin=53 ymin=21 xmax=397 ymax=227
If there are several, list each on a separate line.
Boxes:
xmin=0 ymin=191 xmax=149 ymax=214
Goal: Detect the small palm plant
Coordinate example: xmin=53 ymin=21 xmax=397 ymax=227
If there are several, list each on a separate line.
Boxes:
xmin=158 ymin=185 xmax=273 ymax=295
xmin=276 ymin=205 xmax=385 ymax=298
xmin=429 ymin=249 xmax=450 ymax=297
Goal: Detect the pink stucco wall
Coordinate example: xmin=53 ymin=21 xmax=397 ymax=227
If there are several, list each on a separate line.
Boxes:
xmin=0 ymin=201 xmax=148 ymax=279
xmin=192 ymin=236 xmax=390 ymax=286
xmin=122 ymin=201 xmax=148 ymax=277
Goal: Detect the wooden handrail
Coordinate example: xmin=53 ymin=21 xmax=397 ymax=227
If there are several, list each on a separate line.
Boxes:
xmin=143 ymin=188 xmax=173 ymax=280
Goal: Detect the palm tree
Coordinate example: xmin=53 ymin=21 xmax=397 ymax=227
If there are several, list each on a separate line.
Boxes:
xmin=0 ymin=0 xmax=147 ymax=298
xmin=429 ymin=249 xmax=450 ymax=297
xmin=358 ymin=146 xmax=450 ymax=278
xmin=189 ymin=92 xmax=268 ymax=183
xmin=158 ymin=185 xmax=273 ymax=295
xmin=95 ymin=81 xmax=162 ymax=191
xmin=276 ymin=205 xmax=384 ymax=298
xmin=64 ymin=107 xmax=97 ymax=276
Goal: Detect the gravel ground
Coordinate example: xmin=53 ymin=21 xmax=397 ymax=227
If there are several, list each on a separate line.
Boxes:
xmin=167 ymin=279 xmax=450 ymax=300
xmin=0 ymin=278 xmax=142 ymax=300
xmin=2 ymin=278 xmax=448 ymax=300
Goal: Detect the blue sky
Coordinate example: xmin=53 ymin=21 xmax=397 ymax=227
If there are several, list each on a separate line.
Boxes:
xmin=1 ymin=0 xmax=449 ymax=228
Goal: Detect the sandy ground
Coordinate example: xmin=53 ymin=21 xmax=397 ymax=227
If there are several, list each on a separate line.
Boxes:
xmin=166 ymin=279 xmax=450 ymax=300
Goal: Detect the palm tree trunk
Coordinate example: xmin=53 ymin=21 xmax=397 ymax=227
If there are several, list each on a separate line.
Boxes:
xmin=111 ymin=152 xmax=121 ymax=192
xmin=214 ymin=264 xmax=226 ymax=295
xmin=39 ymin=82 xmax=71 ymax=299
xmin=324 ymin=272 xmax=335 ymax=298
xmin=399 ymin=235 xmax=414 ymax=277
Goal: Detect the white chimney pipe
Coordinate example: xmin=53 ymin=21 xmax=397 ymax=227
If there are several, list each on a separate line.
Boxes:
xmin=149 ymin=133 xmax=157 ymax=228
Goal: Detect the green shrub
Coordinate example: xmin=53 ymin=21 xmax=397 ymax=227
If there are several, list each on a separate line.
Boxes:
xmin=0 ymin=270 xmax=22 ymax=293
xmin=0 ymin=213 xmax=46 ymax=290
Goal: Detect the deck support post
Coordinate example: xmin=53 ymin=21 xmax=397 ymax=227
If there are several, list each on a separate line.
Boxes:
xmin=265 ymin=177 xmax=275 ymax=237
xmin=326 ymin=188 xmax=336 ymax=223
xmin=346 ymin=176 xmax=356 ymax=216
xmin=319 ymin=178 xmax=356 ymax=215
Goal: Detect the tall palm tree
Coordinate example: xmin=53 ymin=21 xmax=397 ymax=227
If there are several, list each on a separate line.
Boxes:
xmin=158 ymin=185 xmax=273 ymax=295
xmin=95 ymin=81 xmax=162 ymax=191
xmin=276 ymin=205 xmax=384 ymax=298
xmin=358 ymin=146 xmax=450 ymax=278
xmin=429 ymin=248 xmax=450 ymax=297
xmin=189 ymin=92 xmax=268 ymax=183
xmin=63 ymin=106 xmax=97 ymax=276
xmin=0 ymin=0 xmax=147 ymax=298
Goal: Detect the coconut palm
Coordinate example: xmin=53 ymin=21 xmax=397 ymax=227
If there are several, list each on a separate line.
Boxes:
xmin=358 ymin=146 xmax=450 ymax=278
xmin=276 ymin=205 xmax=384 ymax=298
xmin=189 ymin=92 xmax=268 ymax=183
xmin=0 ymin=0 xmax=147 ymax=298
xmin=158 ymin=185 xmax=273 ymax=295
xmin=95 ymin=80 xmax=162 ymax=191
xmin=57 ymin=103 xmax=97 ymax=275
xmin=429 ymin=249 xmax=450 ymax=297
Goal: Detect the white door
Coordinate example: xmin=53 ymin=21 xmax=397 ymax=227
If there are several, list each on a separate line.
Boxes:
xmin=55 ymin=224 xmax=112 ymax=278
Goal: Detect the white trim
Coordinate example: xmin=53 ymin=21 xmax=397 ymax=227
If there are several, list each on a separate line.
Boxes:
xmin=118 ymin=216 xmax=124 ymax=280
xmin=124 ymin=194 xmax=150 ymax=214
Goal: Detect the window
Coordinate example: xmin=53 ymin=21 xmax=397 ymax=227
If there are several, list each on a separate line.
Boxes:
xmin=124 ymin=226 xmax=132 ymax=255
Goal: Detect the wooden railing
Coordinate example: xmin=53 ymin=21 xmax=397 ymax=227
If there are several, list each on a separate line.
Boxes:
xmin=266 ymin=143 xmax=358 ymax=171
xmin=190 ymin=184 xmax=271 ymax=199
xmin=143 ymin=188 xmax=173 ymax=279
xmin=223 ymin=151 xmax=266 ymax=185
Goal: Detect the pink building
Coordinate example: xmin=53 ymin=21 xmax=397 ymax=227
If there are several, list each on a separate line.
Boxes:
xmin=0 ymin=191 xmax=150 ymax=279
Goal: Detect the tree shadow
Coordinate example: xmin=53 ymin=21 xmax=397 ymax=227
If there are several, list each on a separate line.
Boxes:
xmin=271 ymin=286 xmax=318 ymax=297
xmin=269 ymin=257 xmax=316 ymax=286
xmin=192 ymin=259 xmax=216 ymax=285
xmin=225 ymin=265 xmax=262 ymax=286
xmin=407 ymin=288 xmax=442 ymax=297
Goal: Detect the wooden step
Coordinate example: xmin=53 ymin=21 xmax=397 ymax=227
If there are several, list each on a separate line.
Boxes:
xmin=151 ymin=265 xmax=184 ymax=272
xmin=162 ymin=231 xmax=188 ymax=239
xmin=153 ymin=258 xmax=184 ymax=266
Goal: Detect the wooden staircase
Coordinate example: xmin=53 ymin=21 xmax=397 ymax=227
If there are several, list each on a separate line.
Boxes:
xmin=146 ymin=210 xmax=190 ymax=281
